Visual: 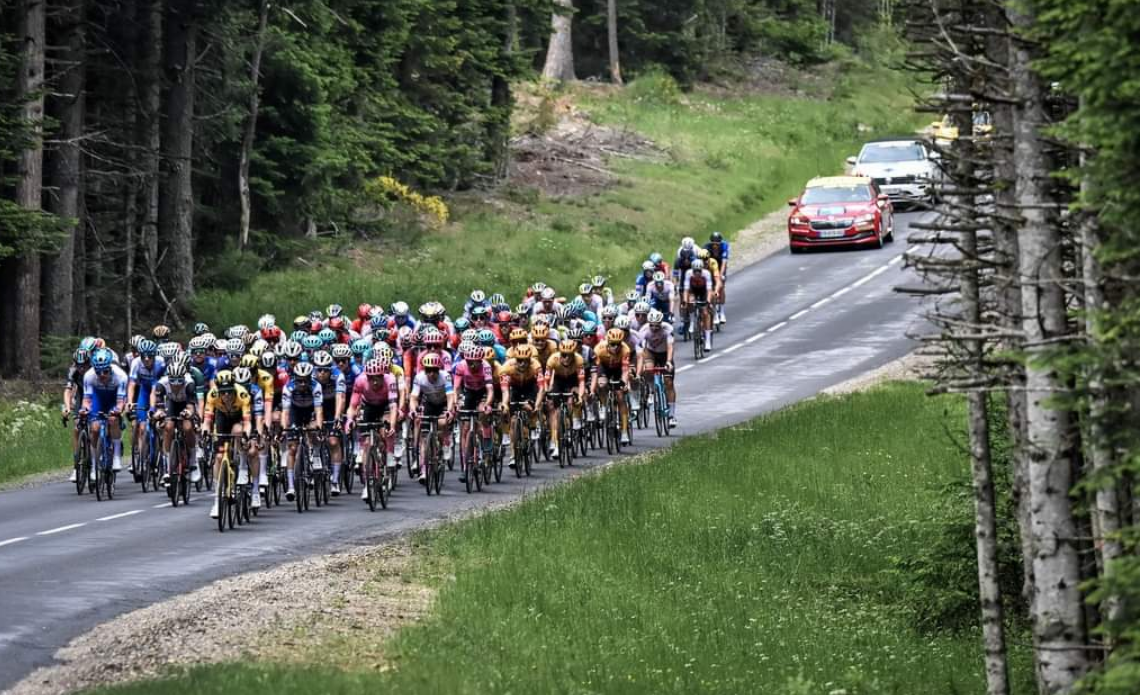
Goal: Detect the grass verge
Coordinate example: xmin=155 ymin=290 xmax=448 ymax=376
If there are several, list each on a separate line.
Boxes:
xmin=90 ymin=382 xmax=1032 ymax=694
xmin=196 ymin=60 xmax=922 ymax=328
xmin=0 ymin=399 xmax=72 ymax=486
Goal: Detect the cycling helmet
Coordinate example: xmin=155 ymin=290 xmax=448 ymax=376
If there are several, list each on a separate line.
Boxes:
xmin=615 ymin=316 xmax=632 ymax=330
xmin=193 ymin=322 xmax=210 ymax=336
xmin=226 ymin=338 xmax=244 ymax=356
xmin=318 ymin=328 xmax=336 ymax=344
xmin=369 ymin=314 xmax=385 ymax=330
xmin=74 ymin=348 xmax=91 ymax=365
xmin=375 ymin=343 xmax=395 ymax=360
xmin=301 ymin=335 xmax=323 ymax=351
xmin=328 ymin=316 xmax=346 ymax=331
xmin=626 ymin=290 xmax=640 ymax=303
xmin=364 ymin=358 xmax=385 ymax=376
xmin=233 ymin=367 xmax=253 ymax=386
xmin=93 ymin=337 xmax=106 ymax=348
xmin=327 ymin=303 xmax=343 ymax=319
xmin=215 ymin=370 xmax=236 ymax=391
xmin=653 ymin=271 xmax=667 ymax=283
xmin=391 ymin=301 xmax=410 ymax=317
xmin=454 ymin=317 xmax=471 ymax=333
xmin=477 ymin=329 xmax=496 ymax=346
xmin=351 ymin=338 xmax=371 ymax=356
xmin=579 ymin=283 xmax=593 ymax=295
xmin=240 ymin=353 xmax=259 ymax=369
xmin=290 ymin=330 xmax=307 ymax=343
xmin=681 ymin=236 xmax=695 ymax=250
xmin=309 ymin=310 xmax=324 ymax=322
xmin=568 ymin=327 xmax=584 ymax=341
xmin=497 ymin=310 xmax=513 ymax=324
xmin=138 ymin=339 xmax=158 ymax=357
xmin=601 ymin=305 xmax=620 ymax=319
xmin=459 ymin=328 xmax=477 ymax=343
xmin=281 ymin=341 xmax=303 ymax=359
xmin=292 ymin=362 xmax=314 ymax=380
xmin=515 ymin=303 xmax=529 ymax=316
xmin=531 ymin=282 xmax=547 ymax=295
xmin=130 ymin=334 xmax=145 ymax=351
xmin=558 ymin=339 xmax=577 ymax=355
xmin=91 ymin=348 xmax=114 ymax=370
xmin=649 ymin=252 xmax=663 ymax=264
xmin=710 ymin=232 xmax=723 ymax=242
xmin=152 ymin=325 xmax=171 ymax=340
xmin=331 ymin=343 xmax=352 ymax=360
xmin=556 ymin=306 xmax=571 ymax=323
xmin=532 ymin=323 xmax=550 ymax=339
xmin=540 ymin=287 xmax=556 ymax=301
xmin=511 ymin=344 xmax=536 ymax=361
xmin=692 ymin=259 xmax=705 ymax=271
xmin=79 ymin=336 xmax=98 ymax=352
xmin=312 ymin=350 xmax=334 ymax=369
xmin=509 ymin=328 xmax=528 ymax=343
xmin=458 ymin=343 xmax=480 ymax=361
xmin=260 ymin=351 xmax=277 ymax=370
xmin=648 ymin=310 xmax=664 ymax=325
xmin=166 ymin=360 xmax=188 ymax=379
xmin=157 ymin=342 xmax=180 ymax=359
xmin=696 ymin=248 xmax=710 ymax=260
xmin=606 ymin=328 xmax=625 ymax=344
xmin=249 ymin=340 xmax=267 ymax=357
xmin=200 ymin=333 xmax=216 ymax=344
xmin=470 ymin=289 xmax=486 ymax=303
xmin=582 ymin=320 xmax=598 ymax=334
xmin=489 ymin=293 xmax=506 ymax=306
xmin=642 ymin=260 xmax=654 ymax=272
xmin=257 ymin=314 xmax=276 ymax=331
xmin=634 ymin=301 xmax=650 ymax=314
xmin=423 ymin=328 xmax=445 ymax=348
xmin=293 ymin=315 xmax=308 ymax=330
xmin=188 ymin=336 xmax=210 ymax=351
xmin=421 ymin=353 xmax=442 ymax=370
xmin=592 ymin=275 xmax=606 ymax=288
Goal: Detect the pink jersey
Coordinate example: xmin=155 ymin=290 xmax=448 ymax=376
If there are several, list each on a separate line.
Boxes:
xmin=453 ymin=359 xmax=493 ymax=392
xmin=350 ymin=373 xmax=397 ymax=408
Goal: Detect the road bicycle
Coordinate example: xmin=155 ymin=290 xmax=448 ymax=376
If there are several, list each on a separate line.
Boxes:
xmin=417 ymin=411 xmax=446 ymax=495
xmin=212 ymin=433 xmax=251 ymax=532
xmin=643 ymin=367 xmax=673 ymax=438
xmin=340 ymin=419 xmax=356 ymax=496
xmin=508 ymin=402 xmax=535 ymax=478
xmin=356 ymin=421 xmax=393 ymax=511
xmin=285 ymin=424 xmax=317 ymax=513
xmin=692 ymin=300 xmax=712 ymax=360
xmin=68 ymin=411 xmax=93 ymax=496
xmin=549 ymin=392 xmax=576 ymax=469
xmin=163 ymin=412 xmax=195 ymax=507
xmin=90 ymin=412 xmax=118 ymax=501
xmin=456 ymin=408 xmax=485 ymax=493
xmin=633 ymin=374 xmax=651 ymax=430
xmin=130 ymin=410 xmax=161 ymax=493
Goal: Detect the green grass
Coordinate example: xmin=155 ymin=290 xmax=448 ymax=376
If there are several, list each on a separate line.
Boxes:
xmin=0 ymin=399 xmax=73 ymax=486
xmin=195 ymin=60 xmax=922 ymax=328
xmin=92 ymin=383 xmax=1032 ymax=694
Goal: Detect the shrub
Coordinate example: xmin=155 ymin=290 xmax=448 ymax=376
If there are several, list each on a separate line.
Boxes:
xmin=626 ymin=66 xmax=682 ymax=104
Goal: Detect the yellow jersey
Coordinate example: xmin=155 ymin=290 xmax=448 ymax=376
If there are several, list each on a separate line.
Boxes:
xmin=205 ymin=385 xmax=252 ymax=420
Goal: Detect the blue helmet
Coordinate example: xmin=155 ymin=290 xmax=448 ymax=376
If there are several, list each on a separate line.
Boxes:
xmin=91 ymin=348 xmax=114 ymax=370
xmin=582 ymin=320 xmax=598 ymax=334
xmin=351 ymin=338 xmax=371 ymax=356
xmin=477 ymin=329 xmax=496 ymax=347
xmin=79 ymin=336 xmax=98 ymax=352
xmin=290 ymin=330 xmax=307 ymax=342
xmin=649 ymin=252 xmax=663 ymax=264
xmin=318 ymin=328 xmax=336 ymax=345
xmin=454 ymin=317 xmax=471 ymax=332
xmin=138 ymin=339 xmax=158 ymax=357
xmin=74 ymin=348 xmax=91 ymax=365
xmin=301 ymin=335 xmax=323 ymax=351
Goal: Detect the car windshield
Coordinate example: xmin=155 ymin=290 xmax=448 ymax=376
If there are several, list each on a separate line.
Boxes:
xmin=859 ymin=143 xmax=925 ymax=163
xmin=801 ymin=185 xmax=872 ymax=205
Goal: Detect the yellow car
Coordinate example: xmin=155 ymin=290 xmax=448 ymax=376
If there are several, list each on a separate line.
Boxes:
xmin=929 ymin=111 xmax=993 ymax=142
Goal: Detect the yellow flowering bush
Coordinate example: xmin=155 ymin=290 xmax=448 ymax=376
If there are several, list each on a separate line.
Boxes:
xmin=365 ymin=176 xmax=449 ymax=226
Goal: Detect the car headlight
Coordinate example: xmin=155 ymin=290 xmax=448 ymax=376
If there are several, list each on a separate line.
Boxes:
xmin=790 ymin=215 xmax=810 ymax=225
xmin=856 ymin=214 xmax=875 ymax=224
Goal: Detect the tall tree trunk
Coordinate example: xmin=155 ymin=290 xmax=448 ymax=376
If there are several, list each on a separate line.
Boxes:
xmin=42 ymin=0 xmax=84 ymax=337
xmin=606 ymin=0 xmax=622 ymax=85
xmin=542 ymin=0 xmax=576 ymax=82
xmin=158 ymin=0 xmax=196 ymax=312
xmin=138 ymin=0 xmax=162 ymax=297
xmin=238 ymin=0 xmax=269 ymax=250
xmin=14 ymin=0 xmax=46 ymax=377
xmin=488 ymin=1 xmax=514 ymax=179
xmin=1009 ymin=5 xmax=1090 ymax=690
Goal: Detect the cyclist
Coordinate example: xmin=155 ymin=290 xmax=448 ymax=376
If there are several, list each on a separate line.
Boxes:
xmin=579 ymin=283 xmax=604 ymax=316
xmin=281 ymin=362 xmax=325 ymax=501
xmin=202 ymin=370 xmax=257 ymax=517
xmin=637 ymin=310 xmax=678 ymax=427
xmin=232 ymin=366 xmax=269 ymax=497
xmin=126 ymin=339 xmax=165 ymax=482
xmin=592 ymin=275 xmax=613 ymax=307
xmin=684 ymin=258 xmax=715 ymax=353
xmin=592 ymin=328 xmax=633 ymax=445
xmin=545 ymin=339 xmax=587 ymax=459
xmin=80 ymin=349 xmax=128 ymax=479
xmin=531 ymin=322 xmax=558 ymax=367
xmin=452 ymin=343 xmax=495 ymax=483
xmin=152 ymin=360 xmax=202 ymax=486
xmin=696 ymin=247 xmax=725 ymax=325
xmin=634 ymin=261 xmax=655 ymax=295
xmin=499 ymin=343 xmax=545 ymax=467
xmin=63 ymin=347 xmax=91 ymax=481
xmin=409 ymin=353 xmax=455 ymax=484
xmin=313 ymin=350 xmax=347 ymax=495
xmin=345 ymin=357 xmax=399 ymax=501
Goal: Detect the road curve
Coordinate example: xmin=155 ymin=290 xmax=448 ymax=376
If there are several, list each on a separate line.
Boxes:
xmin=0 ymin=212 xmax=930 ymax=691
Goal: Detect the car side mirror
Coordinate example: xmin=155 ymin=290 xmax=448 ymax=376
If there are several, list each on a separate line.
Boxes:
xmin=845 ymin=156 xmax=857 ymax=166
xmin=787 ymin=198 xmax=798 ymax=207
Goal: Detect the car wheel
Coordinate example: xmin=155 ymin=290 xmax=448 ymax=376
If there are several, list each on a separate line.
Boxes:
xmin=789 ymin=245 xmax=803 ymax=255
xmin=885 ymin=219 xmax=895 ymax=243
xmin=872 ymin=229 xmax=884 ymax=250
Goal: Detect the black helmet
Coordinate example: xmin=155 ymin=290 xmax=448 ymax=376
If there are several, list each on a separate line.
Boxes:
xmin=710 ymin=232 xmax=723 ymax=243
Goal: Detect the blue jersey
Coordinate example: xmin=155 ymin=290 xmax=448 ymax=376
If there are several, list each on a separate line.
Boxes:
xmin=705 ymin=240 xmax=730 ymax=263
xmin=129 ymin=356 xmax=166 ymax=391
xmin=192 ymin=355 xmax=217 ymax=382
xmin=316 ymin=369 xmax=346 ymax=405
xmin=83 ymin=366 xmax=129 ymax=413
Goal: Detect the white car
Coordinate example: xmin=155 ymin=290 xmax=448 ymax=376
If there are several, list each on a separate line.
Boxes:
xmin=846 ymin=139 xmax=939 ymax=207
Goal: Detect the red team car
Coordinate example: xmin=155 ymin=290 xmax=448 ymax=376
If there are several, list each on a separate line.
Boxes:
xmin=786 ymin=176 xmax=894 ymax=253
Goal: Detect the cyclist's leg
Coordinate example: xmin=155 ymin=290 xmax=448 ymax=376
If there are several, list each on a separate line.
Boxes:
xmin=108 ymin=413 xmax=123 ymax=469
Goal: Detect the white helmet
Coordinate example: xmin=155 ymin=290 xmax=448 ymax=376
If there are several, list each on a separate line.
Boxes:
xmin=614 ymin=316 xmax=632 ymax=330
xmin=692 ymin=259 xmax=705 ymax=271
xmin=648 ymin=310 xmax=664 ymax=325
xmin=681 ymin=237 xmax=695 ymax=250
xmin=641 ymin=260 xmax=654 ymax=272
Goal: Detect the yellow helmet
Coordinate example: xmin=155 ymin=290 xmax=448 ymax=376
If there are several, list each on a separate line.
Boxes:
xmin=696 ymin=248 xmax=710 ymax=260
xmin=558 ymin=339 xmax=577 ymax=355
xmin=532 ymin=323 xmax=550 ymax=340
xmin=511 ymin=344 xmax=536 ymax=361
xmin=240 ymin=354 xmax=258 ymax=369
xmin=606 ymin=328 xmax=625 ymax=345
xmin=509 ymin=328 xmax=528 ymax=343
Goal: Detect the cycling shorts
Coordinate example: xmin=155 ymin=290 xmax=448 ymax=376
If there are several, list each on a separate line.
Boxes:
xmin=360 ymin=402 xmax=391 ymax=425
xmin=550 ymin=375 xmax=580 ymax=395
xmin=509 ymin=380 xmax=538 ymax=405
xmin=214 ymin=411 xmax=243 ymax=435
xmin=421 ymin=399 xmax=447 ymax=419
xmin=646 ymin=350 xmax=672 ymax=374
xmin=87 ymin=392 xmax=120 ymax=417
xmin=290 ymin=405 xmax=315 ymax=426
xmin=460 ymin=387 xmax=486 ymax=412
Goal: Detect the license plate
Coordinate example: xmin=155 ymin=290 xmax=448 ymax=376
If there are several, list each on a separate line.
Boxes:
xmin=819 ymin=230 xmax=846 ymax=239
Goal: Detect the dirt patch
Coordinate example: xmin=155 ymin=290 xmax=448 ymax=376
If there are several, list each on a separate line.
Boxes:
xmin=729 ymin=205 xmax=795 ymax=268
xmin=7 ymin=542 xmax=433 ymax=695
xmin=508 ymin=85 xmax=665 ymax=198
xmin=701 ymin=56 xmax=836 ymax=99
xmin=820 ymin=351 xmax=936 ymax=396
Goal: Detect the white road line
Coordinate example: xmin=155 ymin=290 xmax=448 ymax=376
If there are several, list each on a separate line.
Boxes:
xmin=96 ymin=509 xmax=145 ymax=522
xmin=0 ymin=537 xmax=29 ymax=548
xmin=809 ymin=297 xmax=831 ymax=309
xmin=789 ymin=309 xmax=809 ymax=320
xmin=745 ymin=333 xmax=765 ymax=344
xmin=152 ymin=502 xmax=171 ymax=509
xmin=698 ymin=354 xmax=720 ymax=364
xmin=767 ymin=321 xmax=788 ymax=332
xmin=676 ymin=364 xmax=694 ymax=373
xmin=723 ymin=343 xmax=744 ymax=354
xmin=36 ymin=523 xmax=86 ymax=536
xmin=831 ymin=286 xmax=852 ymax=299
xmin=889 ymin=254 xmax=903 ymax=266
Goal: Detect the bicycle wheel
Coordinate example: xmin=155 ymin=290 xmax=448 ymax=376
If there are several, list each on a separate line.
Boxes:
xmin=216 ymin=466 xmax=228 ymax=533
xmin=473 ymin=431 xmax=485 ymax=492
xmin=342 ymin=449 xmax=355 ymax=496
xmin=463 ymin=429 xmax=475 ymax=494
xmin=511 ymin=417 xmax=524 ymax=479
xmin=76 ymin=434 xmax=90 ymax=496
xmin=169 ymin=440 xmax=181 ymax=505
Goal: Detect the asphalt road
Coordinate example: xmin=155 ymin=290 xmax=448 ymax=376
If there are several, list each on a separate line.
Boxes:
xmin=0 ymin=212 xmax=929 ymax=692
